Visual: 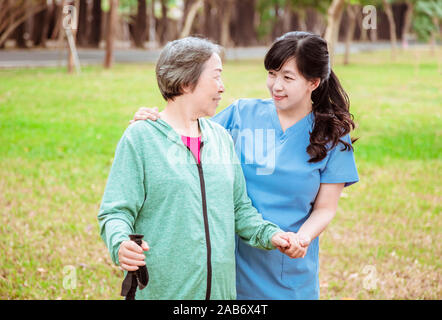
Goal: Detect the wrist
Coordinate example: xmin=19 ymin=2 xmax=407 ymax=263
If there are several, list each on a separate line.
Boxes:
xmin=297 ymin=231 xmax=312 ymax=245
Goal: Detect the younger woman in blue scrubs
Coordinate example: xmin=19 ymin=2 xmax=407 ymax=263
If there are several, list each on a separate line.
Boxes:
xmin=130 ymin=31 xmax=359 ymax=299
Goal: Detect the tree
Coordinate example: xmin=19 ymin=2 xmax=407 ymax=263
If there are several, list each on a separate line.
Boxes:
xmin=89 ymin=0 xmax=102 ymax=47
xmin=76 ymin=0 xmax=89 ymax=46
xmin=232 ymin=0 xmax=257 ymax=46
xmin=203 ymin=0 xmax=220 ymax=42
xmin=344 ymin=3 xmax=359 ymax=65
xmin=0 ymin=0 xmax=47 ymax=48
xmin=401 ymin=0 xmax=414 ymax=48
xmin=382 ymin=0 xmax=398 ymax=60
xmin=32 ymin=0 xmax=50 ymax=47
xmin=104 ymin=0 xmax=119 ymax=68
xmin=413 ymin=0 xmax=442 ymax=53
xmin=324 ymin=0 xmax=346 ymax=65
xmin=180 ymin=0 xmax=204 ymax=38
xmin=158 ymin=0 xmax=168 ymax=45
xmin=133 ymin=0 xmax=147 ymax=47
xmin=220 ymin=0 xmax=234 ymax=47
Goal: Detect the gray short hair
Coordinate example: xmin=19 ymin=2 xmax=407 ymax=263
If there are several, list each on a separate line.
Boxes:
xmin=155 ymin=37 xmax=221 ymax=101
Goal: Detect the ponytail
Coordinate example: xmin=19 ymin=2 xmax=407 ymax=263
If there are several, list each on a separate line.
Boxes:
xmin=307 ymin=70 xmax=357 ymax=163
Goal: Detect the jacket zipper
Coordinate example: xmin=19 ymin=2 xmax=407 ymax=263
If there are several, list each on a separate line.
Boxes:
xmin=184 ymin=141 xmax=212 ymax=300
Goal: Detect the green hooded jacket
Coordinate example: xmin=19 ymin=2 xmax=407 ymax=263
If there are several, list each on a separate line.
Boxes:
xmin=98 ymin=118 xmax=283 ymax=300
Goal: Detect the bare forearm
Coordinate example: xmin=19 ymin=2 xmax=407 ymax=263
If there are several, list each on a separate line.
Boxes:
xmin=297 ymin=208 xmax=336 ymax=241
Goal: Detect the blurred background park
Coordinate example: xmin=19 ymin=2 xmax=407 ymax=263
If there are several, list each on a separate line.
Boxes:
xmin=0 ymin=0 xmax=440 ymax=299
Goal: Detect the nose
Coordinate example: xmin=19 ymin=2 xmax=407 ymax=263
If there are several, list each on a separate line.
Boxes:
xmin=273 ymin=77 xmax=283 ymax=91
xmin=219 ymin=79 xmax=225 ymax=93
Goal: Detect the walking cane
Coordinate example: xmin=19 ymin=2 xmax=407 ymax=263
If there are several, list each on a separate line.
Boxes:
xmin=121 ymin=234 xmax=149 ymax=300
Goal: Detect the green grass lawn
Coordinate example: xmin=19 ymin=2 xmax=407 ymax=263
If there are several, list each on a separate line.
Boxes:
xmin=0 ymin=48 xmax=440 ymax=299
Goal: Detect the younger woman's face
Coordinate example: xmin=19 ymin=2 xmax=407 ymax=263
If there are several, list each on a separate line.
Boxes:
xmin=266 ymin=58 xmax=319 ymax=111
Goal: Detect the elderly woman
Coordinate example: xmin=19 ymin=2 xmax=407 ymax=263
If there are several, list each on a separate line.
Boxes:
xmin=97 ymin=37 xmax=297 ymax=300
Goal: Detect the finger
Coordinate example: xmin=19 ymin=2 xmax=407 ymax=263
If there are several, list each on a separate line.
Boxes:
xmin=139 ymin=107 xmax=160 ymax=117
xmin=300 ymin=240 xmax=309 ymax=247
xmin=285 ymin=245 xmax=301 ymax=258
xmin=299 ymin=235 xmax=311 ymax=247
xmin=273 ymin=235 xmax=290 ymax=248
xmin=120 ymin=263 xmax=139 ymax=272
xmin=151 ymin=107 xmax=160 ymax=117
xmin=145 ymin=114 xmax=158 ymax=120
xmin=279 ymin=233 xmax=291 ymax=242
xmin=122 ymin=249 xmax=146 ymax=261
xmin=135 ymin=113 xmax=157 ymax=121
xmin=120 ymin=256 xmax=146 ymax=267
xmin=125 ymin=241 xmax=143 ymax=253
xmin=141 ymin=240 xmax=150 ymax=251
xmin=292 ymin=247 xmax=305 ymax=259
xmin=133 ymin=114 xmax=150 ymax=121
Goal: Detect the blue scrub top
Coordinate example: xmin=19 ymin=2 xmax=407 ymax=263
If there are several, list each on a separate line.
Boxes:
xmin=212 ymin=99 xmax=359 ymax=299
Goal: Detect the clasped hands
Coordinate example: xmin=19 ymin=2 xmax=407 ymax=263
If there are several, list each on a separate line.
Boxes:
xmin=271 ymin=232 xmax=311 ymax=259
xmin=118 ymin=231 xmax=310 ymax=272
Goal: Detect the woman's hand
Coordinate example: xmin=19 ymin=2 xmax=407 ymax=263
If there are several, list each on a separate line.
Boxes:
xmin=129 ymin=106 xmax=161 ymax=124
xmin=118 ymin=239 xmax=150 ymax=271
xmin=271 ymin=232 xmax=291 ymax=251
xmin=282 ymin=232 xmax=311 ymax=259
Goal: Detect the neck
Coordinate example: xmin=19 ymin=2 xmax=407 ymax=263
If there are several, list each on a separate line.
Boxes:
xmin=276 ymin=97 xmax=313 ymax=132
xmin=160 ymin=97 xmax=201 ymax=137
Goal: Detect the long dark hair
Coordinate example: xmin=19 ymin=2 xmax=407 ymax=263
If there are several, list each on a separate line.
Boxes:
xmin=264 ymin=31 xmax=357 ymax=163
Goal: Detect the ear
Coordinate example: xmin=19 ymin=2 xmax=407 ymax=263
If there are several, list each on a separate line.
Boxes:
xmin=181 ymin=84 xmax=192 ymax=94
xmin=310 ymin=78 xmax=320 ymax=91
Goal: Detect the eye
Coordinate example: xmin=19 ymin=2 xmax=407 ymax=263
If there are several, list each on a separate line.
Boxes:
xmin=268 ymin=71 xmax=276 ymax=77
xmin=284 ymin=76 xmax=294 ymax=81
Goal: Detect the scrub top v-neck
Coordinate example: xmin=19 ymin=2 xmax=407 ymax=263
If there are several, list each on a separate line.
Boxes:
xmin=212 ymin=98 xmax=359 ymax=299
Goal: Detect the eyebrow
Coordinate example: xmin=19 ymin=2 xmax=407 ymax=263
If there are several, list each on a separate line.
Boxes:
xmin=281 ymin=70 xmax=296 ymax=76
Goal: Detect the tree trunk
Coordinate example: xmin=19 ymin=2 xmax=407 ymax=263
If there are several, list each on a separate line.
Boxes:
xmin=344 ymin=5 xmax=358 ymax=65
xmin=89 ymin=0 xmax=102 ymax=47
xmin=271 ymin=2 xmax=282 ymax=40
xmin=383 ymin=0 xmax=397 ymax=60
xmin=220 ymin=0 xmax=234 ymax=48
xmin=104 ymin=0 xmax=118 ymax=69
xmin=76 ymin=0 xmax=89 ymax=46
xmin=0 ymin=2 xmax=47 ymax=48
xmin=50 ymin=1 xmax=64 ymax=40
xmin=429 ymin=16 xmax=438 ymax=56
xmin=324 ymin=0 xmax=345 ymax=66
xmin=282 ymin=0 xmax=292 ymax=34
xmin=133 ymin=0 xmax=147 ymax=47
xmin=158 ymin=0 xmax=168 ymax=45
xmin=180 ymin=0 xmax=203 ymax=38
xmin=15 ymin=20 xmax=28 ymax=48
xmin=401 ymin=0 xmax=413 ymax=49
xmin=232 ymin=0 xmax=256 ymax=46
xmin=32 ymin=2 xmax=50 ymax=47
xmin=204 ymin=0 xmax=219 ymax=41
xmin=148 ymin=0 xmax=157 ymax=48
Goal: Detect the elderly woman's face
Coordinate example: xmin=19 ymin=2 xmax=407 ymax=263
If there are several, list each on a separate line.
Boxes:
xmin=189 ymin=53 xmax=225 ymax=117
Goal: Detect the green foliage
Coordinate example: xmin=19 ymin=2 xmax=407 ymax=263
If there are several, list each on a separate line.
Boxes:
xmin=255 ymin=0 xmax=329 ymax=40
xmin=413 ymin=0 xmax=442 ymax=41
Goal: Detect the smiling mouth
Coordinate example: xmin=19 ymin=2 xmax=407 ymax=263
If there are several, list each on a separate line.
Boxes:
xmin=273 ymin=94 xmax=287 ymax=100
